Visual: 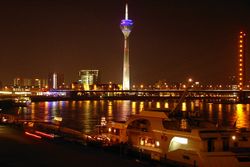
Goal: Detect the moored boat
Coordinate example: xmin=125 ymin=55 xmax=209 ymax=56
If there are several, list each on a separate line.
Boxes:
xmin=95 ymin=110 xmax=250 ymax=167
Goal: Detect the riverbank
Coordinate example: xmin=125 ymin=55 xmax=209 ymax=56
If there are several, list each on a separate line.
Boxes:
xmin=0 ymin=124 xmax=158 ymax=167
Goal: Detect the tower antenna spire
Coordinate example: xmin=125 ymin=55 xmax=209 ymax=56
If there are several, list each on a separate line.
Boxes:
xmin=125 ymin=3 xmax=128 ymax=20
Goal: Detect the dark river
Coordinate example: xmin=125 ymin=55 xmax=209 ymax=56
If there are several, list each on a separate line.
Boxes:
xmin=12 ymin=100 xmax=250 ymax=134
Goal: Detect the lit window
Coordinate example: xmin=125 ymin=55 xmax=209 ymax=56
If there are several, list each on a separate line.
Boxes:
xmin=172 ymin=137 xmax=188 ymax=144
xmin=140 ymin=138 xmax=145 ymax=145
xmin=155 ymin=141 xmax=160 ymax=147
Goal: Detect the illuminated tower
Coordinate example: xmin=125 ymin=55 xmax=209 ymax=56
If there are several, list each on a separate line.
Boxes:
xmin=120 ymin=3 xmax=133 ymax=90
xmin=48 ymin=72 xmax=64 ymax=90
xmin=238 ymin=31 xmax=247 ymax=90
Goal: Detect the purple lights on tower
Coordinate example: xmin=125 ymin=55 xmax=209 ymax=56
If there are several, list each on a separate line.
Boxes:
xmin=120 ymin=19 xmax=133 ymax=38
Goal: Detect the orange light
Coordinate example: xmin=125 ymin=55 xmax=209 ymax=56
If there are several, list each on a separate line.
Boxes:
xmin=240 ymin=50 xmax=243 ymax=52
xmin=240 ymin=40 xmax=243 ymax=43
xmin=240 ymin=35 xmax=243 ymax=38
xmin=140 ymin=139 xmax=145 ymax=145
xmin=240 ymin=45 xmax=243 ymax=48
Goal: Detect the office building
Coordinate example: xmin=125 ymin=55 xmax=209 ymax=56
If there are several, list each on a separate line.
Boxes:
xmin=79 ymin=70 xmax=99 ymax=90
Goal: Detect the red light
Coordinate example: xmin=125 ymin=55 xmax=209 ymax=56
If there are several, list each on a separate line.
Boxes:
xmin=35 ymin=130 xmax=55 ymax=139
xmin=25 ymin=131 xmax=42 ymax=139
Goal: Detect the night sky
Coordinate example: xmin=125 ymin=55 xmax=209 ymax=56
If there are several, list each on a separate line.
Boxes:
xmin=0 ymin=0 xmax=249 ymax=85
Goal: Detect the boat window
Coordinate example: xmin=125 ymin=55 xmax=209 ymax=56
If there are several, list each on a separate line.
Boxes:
xmin=207 ymin=139 xmax=215 ymax=152
xmin=127 ymin=119 xmax=150 ymax=132
xmin=139 ymin=137 xmax=156 ymax=147
xmin=111 ymin=128 xmax=120 ymax=135
xmin=222 ymin=138 xmax=229 ymax=151
xmin=233 ymin=141 xmax=239 ymax=147
xmin=163 ymin=118 xmax=217 ymax=131
xmin=162 ymin=119 xmax=180 ymax=130
xmin=168 ymin=137 xmax=188 ymax=152
xmin=162 ymin=119 xmax=190 ymax=131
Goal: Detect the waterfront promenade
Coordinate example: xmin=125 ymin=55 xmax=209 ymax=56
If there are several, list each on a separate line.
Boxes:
xmin=0 ymin=124 xmax=147 ymax=167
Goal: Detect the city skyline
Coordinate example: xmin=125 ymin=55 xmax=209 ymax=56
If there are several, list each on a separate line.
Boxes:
xmin=0 ymin=0 xmax=249 ymax=85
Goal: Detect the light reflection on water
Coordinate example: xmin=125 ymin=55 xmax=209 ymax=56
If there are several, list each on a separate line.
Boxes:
xmin=234 ymin=104 xmax=248 ymax=128
xmin=15 ymin=100 xmax=250 ymax=133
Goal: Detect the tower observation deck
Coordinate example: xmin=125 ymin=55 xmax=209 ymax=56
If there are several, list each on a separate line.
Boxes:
xmin=120 ymin=3 xmax=133 ymax=90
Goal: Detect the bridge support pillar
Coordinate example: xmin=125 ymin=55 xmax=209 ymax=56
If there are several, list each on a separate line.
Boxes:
xmin=238 ymin=91 xmax=247 ymax=103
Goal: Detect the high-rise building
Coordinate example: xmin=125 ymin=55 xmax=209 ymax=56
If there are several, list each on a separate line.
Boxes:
xmin=238 ymin=31 xmax=246 ymax=90
xmin=48 ymin=72 xmax=64 ymax=89
xmin=23 ymin=78 xmax=32 ymax=87
xmin=79 ymin=70 xmax=99 ymax=90
xmin=14 ymin=78 xmax=22 ymax=87
xmin=13 ymin=77 xmax=48 ymax=91
xmin=34 ymin=78 xmax=48 ymax=89
xmin=14 ymin=78 xmax=32 ymax=87
xmin=120 ymin=3 xmax=133 ymax=90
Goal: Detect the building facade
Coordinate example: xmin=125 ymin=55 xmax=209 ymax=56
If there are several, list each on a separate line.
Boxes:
xmin=78 ymin=70 xmax=99 ymax=90
xmin=13 ymin=77 xmax=48 ymax=91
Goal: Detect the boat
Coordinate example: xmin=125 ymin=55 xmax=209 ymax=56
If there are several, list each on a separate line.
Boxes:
xmin=14 ymin=96 xmax=31 ymax=107
xmin=93 ymin=110 xmax=250 ymax=167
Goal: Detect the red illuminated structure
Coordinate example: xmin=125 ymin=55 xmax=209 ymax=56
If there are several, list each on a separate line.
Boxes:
xmin=238 ymin=31 xmax=246 ymax=90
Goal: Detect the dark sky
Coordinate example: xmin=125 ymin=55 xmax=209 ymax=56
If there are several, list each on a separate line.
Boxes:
xmin=0 ymin=0 xmax=249 ymax=85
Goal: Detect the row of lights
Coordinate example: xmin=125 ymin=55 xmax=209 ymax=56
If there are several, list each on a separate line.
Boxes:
xmin=238 ymin=31 xmax=246 ymax=90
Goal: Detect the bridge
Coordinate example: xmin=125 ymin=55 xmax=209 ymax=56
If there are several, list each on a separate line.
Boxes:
xmin=1 ymin=89 xmax=250 ymax=103
xmin=30 ymin=89 xmax=250 ymax=103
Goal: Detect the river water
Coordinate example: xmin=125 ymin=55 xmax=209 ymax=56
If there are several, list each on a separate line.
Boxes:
xmin=12 ymin=100 xmax=250 ymax=134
